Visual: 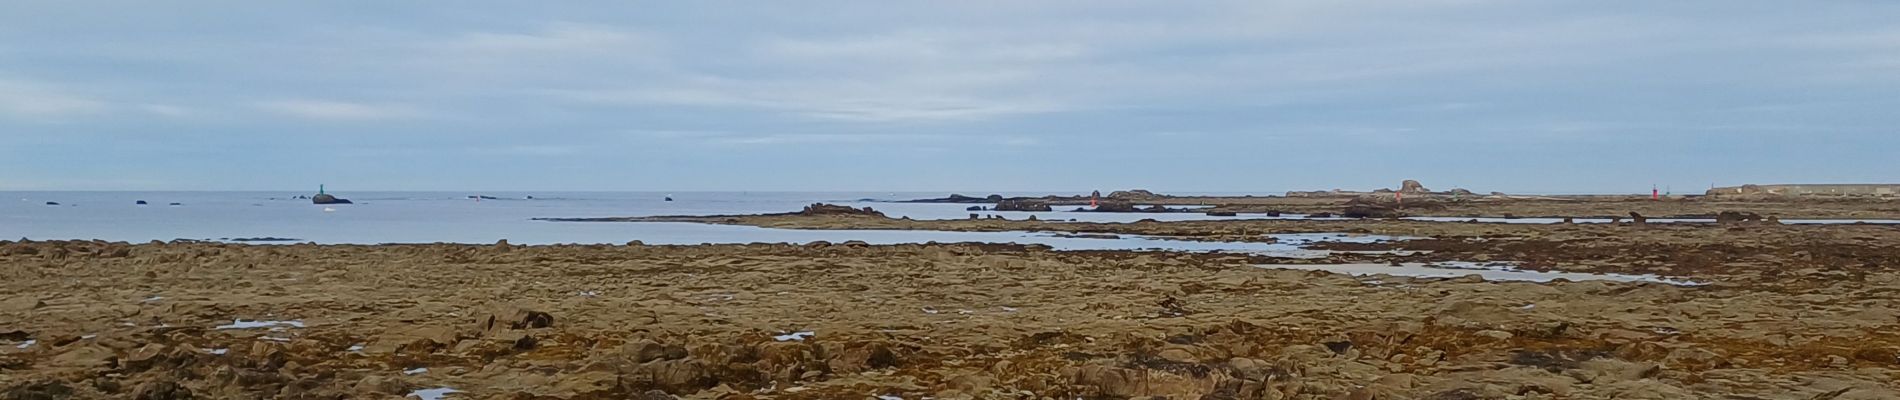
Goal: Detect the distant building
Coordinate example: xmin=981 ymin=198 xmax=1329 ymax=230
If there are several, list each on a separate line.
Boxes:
xmin=1706 ymin=184 xmax=1900 ymax=197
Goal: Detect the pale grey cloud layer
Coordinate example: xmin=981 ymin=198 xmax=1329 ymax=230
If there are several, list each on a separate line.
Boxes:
xmin=1 ymin=1 xmax=1896 ymax=192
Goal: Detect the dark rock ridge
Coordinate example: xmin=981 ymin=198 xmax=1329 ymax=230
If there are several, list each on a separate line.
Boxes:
xmin=1341 ymin=200 xmax=1404 ymax=219
xmin=798 ymin=203 xmax=885 ymax=217
xmin=312 ymin=194 xmax=352 ymax=205
xmin=994 ymin=200 xmax=1053 ymax=212
xmin=1288 ymin=180 xmax=1493 ymax=198
xmin=902 ymin=189 xmax=1176 ymax=205
xmin=222 ymin=237 xmax=302 ymax=242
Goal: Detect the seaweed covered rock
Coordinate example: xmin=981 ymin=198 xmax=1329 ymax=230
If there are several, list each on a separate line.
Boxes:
xmin=798 ymin=203 xmax=886 ymax=217
xmin=311 ymin=194 xmax=352 ymax=205
xmin=994 ymin=200 xmax=1053 ymax=212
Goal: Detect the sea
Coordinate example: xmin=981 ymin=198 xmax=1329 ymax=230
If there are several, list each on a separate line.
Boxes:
xmin=0 ymin=191 xmax=1271 ymax=247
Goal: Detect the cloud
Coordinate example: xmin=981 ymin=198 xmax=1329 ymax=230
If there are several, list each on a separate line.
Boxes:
xmin=255 ymin=100 xmax=421 ymax=121
xmin=137 ymin=104 xmax=192 ymax=117
xmin=710 ymin=133 xmax=947 ymax=145
xmin=0 ymin=79 xmax=108 ymax=119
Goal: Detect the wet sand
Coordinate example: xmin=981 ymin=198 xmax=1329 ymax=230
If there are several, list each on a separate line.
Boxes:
xmin=3 ymin=218 xmax=1898 ymax=399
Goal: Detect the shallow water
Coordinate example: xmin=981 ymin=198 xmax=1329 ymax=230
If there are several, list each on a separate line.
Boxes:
xmin=1258 ymin=261 xmax=1705 ymax=285
xmin=407 ymin=387 xmax=460 ymax=400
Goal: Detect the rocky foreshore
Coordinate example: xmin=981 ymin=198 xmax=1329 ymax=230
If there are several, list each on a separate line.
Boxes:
xmin=2 ymin=233 xmax=1897 ymax=399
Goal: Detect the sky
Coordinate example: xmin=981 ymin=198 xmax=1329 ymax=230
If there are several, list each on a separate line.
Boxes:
xmin=1 ymin=1 xmax=1896 ymax=194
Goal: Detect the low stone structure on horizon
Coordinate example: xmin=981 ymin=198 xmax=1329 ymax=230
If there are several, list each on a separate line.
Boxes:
xmin=1706 ymin=184 xmax=1900 ymax=197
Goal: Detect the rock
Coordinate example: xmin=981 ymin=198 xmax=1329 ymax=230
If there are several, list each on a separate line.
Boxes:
xmin=993 ymin=200 xmax=1052 ymax=212
xmin=1448 ymin=188 xmax=1474 ymax=196
xmin=827 ymin=341 xmax=901 ymax=373
xmin=1343 ymin=204 xmax=1403 ymax=219
xmin=1308 ymin=212 xmax=1335 ymax=218
xmin=1343 ymin=198 xmax=1404 ymax=219
xmin=2 ymin=296 xmax=45 ymax=312
xmin=311 ymin=194 xmax=352 ymax=205
xmin=131 ymin=381 xmax=192 ymax=400
xmin=1628 ymin=212 xmax=1647 ymax=226
xmin=621 ymin=341 xmax=687 ymax=363
xmin=1476 ymin=330 xmax=1515 ymax=340
xmin=965 ymin=206 xmax=985 ymax=211
xmin=1156 ymin=347 xmax=1198 ymax=363
xmin=797 ymin=203 xmax=886 ymax=217
xmin=985 ymin=194 xmax=1005 ymax=202
xmin=1093 ymin=200 xmax=1138 ymax=213
xmin=477 ymin=307 xmax=555 ymax=334
xmin=632 ymin=359 xmax=716 ymax=393
xmin=351 ymin=376 xmax=405 ymax=396
xmin=1107 ymin=189 xmax=1162 ymax=200
xmin=1400 ymin=180 xmax=1431 ymax=193
xmin=1205 ymin=211 xmax=1237 ymax=217
xmin=48 ymin=345 xmax=115 ymax=369
xmin=1069 ymin=365 xmax=1147 ymax=398
xmin=1716 ymin=211 xmax=1765 ymax=224
xmin=1661 ymin=347 xmax=1729 ymax=370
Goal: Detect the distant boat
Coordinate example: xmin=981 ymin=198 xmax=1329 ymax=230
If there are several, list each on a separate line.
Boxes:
xmin=664 ymin=195 xmax=674 ymax=202
xmin=136 ymin=200 xmax=148 ymax=205
xmin=323 ymin=207 xmax=336 ymax=213
xmin=44 ymin=202 xmax=59 ymax=206
xmin=169 ymin=203 xmax=183 ymax=206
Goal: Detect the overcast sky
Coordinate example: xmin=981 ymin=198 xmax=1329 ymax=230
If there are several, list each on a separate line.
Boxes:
xmin=2 ymin=1 xmax=1896 ymax=193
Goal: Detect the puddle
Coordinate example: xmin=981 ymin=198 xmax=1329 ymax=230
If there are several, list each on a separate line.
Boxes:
xmin=15 ymin=340 xmax=35 ymax=349
xmin=141 ymin=296 xmax=164 ymax=303
xmin=1258 ymin=261 xmax=1706 ymax=285
xmin=408 ymin=387 xmax=460 ymax=400
xmin=346 ymin=344 xmax=365 ymax=352
xmin=773 ymin=331 xmax=815 ymax=342
xmin=215 ymin=319 xmax=306 ymax=330
xmin=403 ymin=367 xmax=429 ymax=375
xmin=205 ymin=348 xmax=228 ymax=355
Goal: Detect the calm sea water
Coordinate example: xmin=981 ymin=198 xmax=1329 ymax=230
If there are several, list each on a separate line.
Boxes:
xmin=0 ymin=191 xmax=1273 ymax=246
xmin=4 ymin=191 xmax=1722 ymax=284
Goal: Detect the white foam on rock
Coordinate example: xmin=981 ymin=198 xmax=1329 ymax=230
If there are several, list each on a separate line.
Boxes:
xmin=773 ymin=331 xmax=815 ymax=342
xmin=215 ymin=319 xmax=306 ymax=330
